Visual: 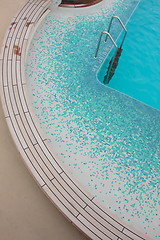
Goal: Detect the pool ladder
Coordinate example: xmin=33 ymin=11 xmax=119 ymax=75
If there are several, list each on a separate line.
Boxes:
xmin=95 ymin=16 xmax=127 ymax=84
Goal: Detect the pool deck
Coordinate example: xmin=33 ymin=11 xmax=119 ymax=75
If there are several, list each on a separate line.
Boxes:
xmin=0 ymin=0 xmax=155 ymax=239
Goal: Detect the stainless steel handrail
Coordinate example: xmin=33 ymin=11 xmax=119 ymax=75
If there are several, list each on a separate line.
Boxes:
xmin=95 ymin=31 xmax=118 ymax=58
xmin=105 ymin=16 xmax=127 ymax=48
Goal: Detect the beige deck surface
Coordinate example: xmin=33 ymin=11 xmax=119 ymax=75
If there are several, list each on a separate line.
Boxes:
xmin=0 ymin=1 xmax=87 ymax=239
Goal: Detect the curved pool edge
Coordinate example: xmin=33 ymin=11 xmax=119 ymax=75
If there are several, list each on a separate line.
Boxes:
xmin=0 ymin=1 xmax=154 ymax=239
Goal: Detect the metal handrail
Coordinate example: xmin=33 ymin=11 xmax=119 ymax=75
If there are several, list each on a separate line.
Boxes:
xmin=105 ymin=16 xmax=127 ymax=48
xmin=95 ymin=31 xmax=118 ymax=58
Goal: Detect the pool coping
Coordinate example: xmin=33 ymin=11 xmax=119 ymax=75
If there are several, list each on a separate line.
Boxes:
xmin=0 ymin=0 xmax=154 ymax=239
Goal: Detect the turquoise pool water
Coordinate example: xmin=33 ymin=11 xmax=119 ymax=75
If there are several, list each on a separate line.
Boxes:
xmin=98 ymin=0 xmax=160 ymax=110
xmin=26 ymin=0 xmax=160 ymax=238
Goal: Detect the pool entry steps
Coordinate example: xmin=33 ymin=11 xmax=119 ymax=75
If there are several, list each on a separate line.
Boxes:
xmin=95 ymin=16 xmax=127 ymax=84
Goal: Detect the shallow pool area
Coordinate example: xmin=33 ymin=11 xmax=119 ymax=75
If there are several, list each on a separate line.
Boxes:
xmin=25 ymin=0 xmax=160 ymax=238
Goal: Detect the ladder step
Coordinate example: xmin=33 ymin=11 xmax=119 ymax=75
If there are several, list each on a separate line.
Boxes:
xmin=103 ymin=48 xmax=122 ymax=84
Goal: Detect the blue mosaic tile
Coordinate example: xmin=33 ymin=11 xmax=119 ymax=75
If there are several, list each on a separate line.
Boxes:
xmin=25 ymin=0 xmax=160 ymax=238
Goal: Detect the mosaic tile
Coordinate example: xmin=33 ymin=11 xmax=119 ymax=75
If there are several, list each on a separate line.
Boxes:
xmin=25 ymin=0 xmax=159 ymax=238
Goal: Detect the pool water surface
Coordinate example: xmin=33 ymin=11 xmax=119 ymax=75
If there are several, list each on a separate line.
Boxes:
xmin=98 ymin=0 xmax=160 ymax=110
xmin=25 ymin=0 xmax=160 ymax=238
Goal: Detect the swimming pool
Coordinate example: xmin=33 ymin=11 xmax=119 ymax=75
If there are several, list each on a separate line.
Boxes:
xmin=98 ymin=0 xmax=160 ymax=110
xmin=25 ymin=0 xmax=160 ymax=238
